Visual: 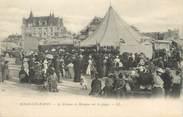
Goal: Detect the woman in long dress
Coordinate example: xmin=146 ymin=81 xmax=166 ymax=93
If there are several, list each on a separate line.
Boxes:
xmin=73 ymin=55 xmax=82 ymax=82
xmin=47 ymin=67 xmax=58 ymax=92
xmin=67 ymin=62 xmax=74 ymax=79
xmin=171 ymin=70 xmax=182 ymax=97
xmin=86 ymin=57 xmax=93 ymax=75
xmin=2 ymin=61 xmax=10 ymax=81
xmin=103 ymin=57 xmax=108 ymax=77
xmin=43 ymin=58 xmax=48 ymax=74
xmin=23 ymin=58 xmax=29 ymax=76
xmin=152 ymin=69 xmax=165 ymax=97
xmin=0 ymin=59 xmax=3 ymax=82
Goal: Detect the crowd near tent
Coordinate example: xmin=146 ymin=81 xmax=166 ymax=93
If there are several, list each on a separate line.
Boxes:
xmin=80 ymin=6 xmax=153 ymax=58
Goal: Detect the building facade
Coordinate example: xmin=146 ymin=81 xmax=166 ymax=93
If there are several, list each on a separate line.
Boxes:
xmin=22 ymin=11 xmax=73 ymax=39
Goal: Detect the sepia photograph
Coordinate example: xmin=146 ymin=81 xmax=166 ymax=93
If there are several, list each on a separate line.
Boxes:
xmin=0 ymin=0 xmax=183 ymax=117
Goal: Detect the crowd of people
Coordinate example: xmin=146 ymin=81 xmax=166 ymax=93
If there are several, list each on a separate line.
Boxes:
xmin=0 ymin=44 xmax=183 ymax=98
xmin=12 ymin=45 xmax=182 ymax=98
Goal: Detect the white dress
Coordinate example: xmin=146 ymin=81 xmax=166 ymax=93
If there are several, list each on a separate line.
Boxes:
xmin=23 ymin=61 xmax=29 ymax=75
xmin=114 ymin=58 xmax=120 ymax=67
xmin=43 ymin=59 xmax=48 ymax=74
xmin=86 ymin=59 xmax=92 ymax=75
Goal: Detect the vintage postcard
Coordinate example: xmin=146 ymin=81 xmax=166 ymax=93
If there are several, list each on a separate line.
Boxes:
xmin=0 ymin=0 xmax=183 ymax=117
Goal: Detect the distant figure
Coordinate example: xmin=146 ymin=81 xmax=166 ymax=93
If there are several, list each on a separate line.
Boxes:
xmin=152 ymin=68 xmax=164 ymax=97
xmin=102 ymin=56 xmax=108 ymax=77
xmin=67 ymin=62 xmax=74 ymax=79
xmin=47 ymin=67 xmax=58 ymax=92
xmin=19 ymin=66 xmax=29 ymax=83
xmin=114 ymin=55 xmax=120 ymax=71
xmin=89 ymin=74 xmax=102 ymax=96
xmin=0 ymin=57 xmax=4 ymax=82
xmin=43 ymin=58 xmax=48 ymax=74
xmin=80 ymin=75 xmax=87 ymax=90
xmin=171 ymin=70 xmax=182 ymax=98
xmin=54 ymin=57 xmax=62 ymax=83
xmin=86 ymin=55 xmax=93 ymax=75
xmin=23 ymin=58 xmax=29 ymax=75
xmin=73 ymin=55 xmax=82 ymax=82
xmin=161 ymin=68 xmax=173 ymax=97
xmin=2 ymin=61 xmax=10 ymax=81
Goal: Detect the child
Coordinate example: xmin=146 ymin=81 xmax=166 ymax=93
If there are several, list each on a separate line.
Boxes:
xmin=80 ymin=75 xmax=88 ymax=90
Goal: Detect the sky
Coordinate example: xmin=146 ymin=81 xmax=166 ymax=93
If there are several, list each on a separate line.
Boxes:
xmin=0 ymin=0 xmax=183 ymax=40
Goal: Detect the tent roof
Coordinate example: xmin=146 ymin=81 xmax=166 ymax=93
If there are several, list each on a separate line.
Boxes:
xmin=80 ymin=6 xmax=143 ymax=47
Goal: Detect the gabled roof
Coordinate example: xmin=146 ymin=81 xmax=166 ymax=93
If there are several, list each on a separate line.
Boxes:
xmin=80 ymin=7 xmax=143 ymax=47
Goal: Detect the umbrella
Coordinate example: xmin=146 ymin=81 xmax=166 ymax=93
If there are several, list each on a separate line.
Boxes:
xmin=46 ymin=54 xmax=54 ymax=59
xmin=51 ymin=48 xmax=56 ymax=52
xmin=59 ymin=49 xmax=64 ymax=52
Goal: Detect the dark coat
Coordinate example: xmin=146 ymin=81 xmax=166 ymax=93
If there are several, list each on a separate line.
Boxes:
xmin=73 ymin=57 xmax=82 ymax=82
xmin=89 ymin=79 xmax=102 ymax=96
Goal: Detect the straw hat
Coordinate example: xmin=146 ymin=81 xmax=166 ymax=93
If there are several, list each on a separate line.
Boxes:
xmin=131 ymin=71 xmax=136 ymax=76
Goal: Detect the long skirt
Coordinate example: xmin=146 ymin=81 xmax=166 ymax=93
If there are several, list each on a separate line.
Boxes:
xmin=103 ymin=65 xmax=107 ymax=77
xmin=48 ymin=80 xmax=58 ymax=92
xmin=171 ymin=84 xmax=181 ymax=98
xmin=55 ymin=70 xmax=61 ymax=81
xmin=68 ymin=67 xmax=74 ymax=79
xmin=2 ymin=69 xmax=9 ymax=81
xmin=152 ymin=87 xmax=164 ymax=97
xmin=74 ymin=68 xmax=81 ymax=82
xmin=86 ymin=64 xmax=91 ymax=75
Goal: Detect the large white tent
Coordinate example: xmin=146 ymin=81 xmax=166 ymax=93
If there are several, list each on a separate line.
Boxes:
xmin=80 ymin=6 xmax=153 ymax=58
xmin=80 ymin=6 xmax=143 ymax=47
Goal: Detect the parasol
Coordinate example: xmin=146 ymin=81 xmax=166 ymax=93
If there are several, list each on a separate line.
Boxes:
xmin=46 ymin=54 xmax=54 ymax=59
xmin=51 ymin=48 xmax=56 ymax=52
